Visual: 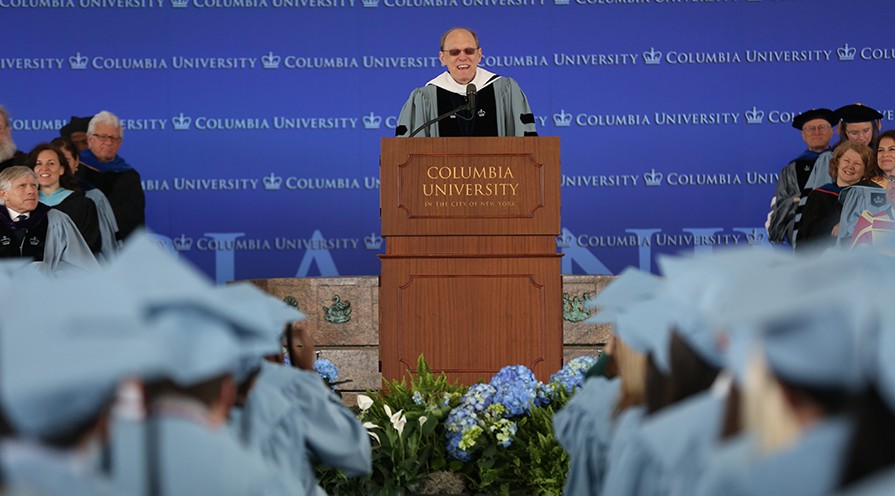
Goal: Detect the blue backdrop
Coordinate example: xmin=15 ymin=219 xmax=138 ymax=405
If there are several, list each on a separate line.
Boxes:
xmin=2 ymin=0 xmax=890 ymax=282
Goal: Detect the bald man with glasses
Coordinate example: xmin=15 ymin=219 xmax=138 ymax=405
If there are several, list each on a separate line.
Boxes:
xmin=395 ymin=27 xmax=538 ymax=138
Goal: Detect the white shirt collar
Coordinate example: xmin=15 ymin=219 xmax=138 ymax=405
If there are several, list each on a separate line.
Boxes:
xmin=6 ymin=207 xmax=28 ymax=221
xmin=427 ymin=67 xmax=499 ymax=95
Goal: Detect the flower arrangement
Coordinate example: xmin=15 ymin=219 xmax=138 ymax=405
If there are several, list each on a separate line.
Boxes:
xmin=313 ymin=357 xmax=339 ymax=385
xmin=318 ymin=354 xmax=598 ymax=495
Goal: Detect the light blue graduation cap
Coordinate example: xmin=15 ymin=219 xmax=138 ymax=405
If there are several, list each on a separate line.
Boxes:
xmin=147 ymin=308 xmax=244 ymax=387
xmin=0 ymin=272 xmax=169 ymax=440
xmin=586 ymin=266 xmax=662 ymax=310
xmin=744 ymin=277 xmax=875 ymax=392
xmin=610 ymin=295 xmax=676 ymax=375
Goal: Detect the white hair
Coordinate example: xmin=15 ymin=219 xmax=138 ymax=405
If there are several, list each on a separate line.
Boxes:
xmin=87 ymin=110 xmax=124 ymax=138
xmin=0 ymin=105 xmax=15 ymax=162
xmin=0 ymin=166 xmax=37 ymax=205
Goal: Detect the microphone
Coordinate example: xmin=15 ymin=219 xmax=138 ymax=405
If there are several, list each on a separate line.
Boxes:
xmin=466 ymin=83 xmax=476 ymax=113
xmin=407 ymin=83 xmax=479 ymax=137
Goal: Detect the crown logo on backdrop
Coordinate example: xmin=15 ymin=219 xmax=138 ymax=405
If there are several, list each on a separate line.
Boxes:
xmin=173 ymin=234 xmax=193 ymax=251
xmin=0 ymin=236 xmax=9 ymax=246
xmin=744 ymin=228 xmax=765 ymax=245
xmin=553 ymin=0 xmax=570 ymax=5
xmin=745 ymin=106 xmax=765 ymax=124
xmin=362 ymin=0 xmax=379 ymax=7
xmin=643 ymin=169 xmax=663 ymax=186
xmin=170 ymin=0 xmax=189 ymax=7
xmin=643 ymin=48 xmax=662 ymax=65
xmin=556 ymin=233 xmax=574 ymax=249
xmin=261 ymin=52 xmax=281 ymax=69
xmin=364 ymin=232 xmax=383 ymax=250
xmin=263 ymin=173 xmax=283 ymax=190
xmin=553 ymin=110 xmax=572 ymax=127
xmin=363 ymin=112 xmax=382 ymax=129
xmin=172 ymin=113 xmax=192 ymax=130
xmin=837 ymin=43 xmax=856 ymax=61
xmin=69 ymin=53 xmax=88 ymax=70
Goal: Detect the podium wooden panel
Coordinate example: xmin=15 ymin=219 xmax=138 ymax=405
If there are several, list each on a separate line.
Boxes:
xmin=379 ymin=137 xmax=562 ymax=383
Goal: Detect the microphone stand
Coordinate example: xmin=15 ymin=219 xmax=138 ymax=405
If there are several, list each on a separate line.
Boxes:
xmin=408 ymin=100 xmax=474 ymax=137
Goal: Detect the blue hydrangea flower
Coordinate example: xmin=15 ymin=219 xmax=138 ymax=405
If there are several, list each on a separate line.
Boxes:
xmin=490 ymin=365 xmax=539 ymax=417
xmin=445 ymin=405 xmax=481 ymax=461
xmin=446 ymin=431 xmax=473 ymax=462
xmin=549 ymin=356 xmax=598 ymax=394
xmin=490 ymin=418 xmax=518 ymax=448
xmin=412 ymin=391 xmax=424 ymax=405
xmin=462 ymin=383 xmax=496 ymax=412
xmin=313 ymin=358 xmax=339 ymax=384
xmin=535 ymin=382 xmax=556 ymax=407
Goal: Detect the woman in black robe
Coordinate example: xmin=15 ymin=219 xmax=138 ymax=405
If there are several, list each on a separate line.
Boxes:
xmin=796 ymin=141 xmax=874 ymax=251
xmin=26 ymin=144 xmax=101 ymax=255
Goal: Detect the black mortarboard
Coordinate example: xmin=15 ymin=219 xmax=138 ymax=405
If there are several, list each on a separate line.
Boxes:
xmin=835 ymin=103 xmax=884 ymax=124
xmin=791 ymin=108 xmax=837 ymax=130
xmin=59 ymin=115 xmax=91 ymax=137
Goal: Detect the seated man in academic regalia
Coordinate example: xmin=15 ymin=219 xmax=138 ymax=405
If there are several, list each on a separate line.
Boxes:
xmin=0 ymin=166 xmax=99 ymax=275
xmin=766 ymin=108 xmax=836 ymax=247
xmin=396 ymin=27 xmax=538 ymax=138
xmin=78 ymin=110 xmax=145 ymax=241
xmin=0 ymin=106 xmax=25 ymax=173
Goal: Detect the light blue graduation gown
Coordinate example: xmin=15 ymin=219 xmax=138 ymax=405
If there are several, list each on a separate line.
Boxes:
xmin=553 ymin=376 xmax=621 ymax=496
xmin=85 ymin=188 xmax=120 ymax=262
xmin=600 ymin=405 xmax=648 ymax=495
xmin=703 ymin=416 xmax=853 ymax=496
xmin=1 ymin=439 xmax=124 ymax=496
xmin=638 ymin=389 xmax=727 ymax=496
xmin=230 ymin=378 xmax=319 ymax=496
xmin=243 ymin=363 xmax=372 ymax=486
xmin=154 ymin=413 xmax=298 ymax=495
xmin=109 ymin=401 xmax=300 ymax=496
xmin=38 ymin=209 xmax=100 ymax=276
xmin=693 ymin=432 xmax=758 ymax=496
xmin=837 ymin=184 xmax=889 ymax=246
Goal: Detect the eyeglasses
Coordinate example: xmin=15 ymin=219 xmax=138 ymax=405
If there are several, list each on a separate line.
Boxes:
xmin=802 ymin=124 xmax=831 ymax=133
xmin=91 ymin=133 xmax=122 ymax=143
xmin=441 ymin=47 xmax=478 ymax=57
xmin=846 ymin=128 xmax=873 ymax=138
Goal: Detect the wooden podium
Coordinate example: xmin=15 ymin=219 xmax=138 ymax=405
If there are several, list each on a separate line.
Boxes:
xmin=379 ymin=136 xmax=562 ymax=384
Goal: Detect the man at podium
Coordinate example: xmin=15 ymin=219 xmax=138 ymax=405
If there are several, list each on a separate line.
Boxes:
xmin=395 ymin=27 xmax=538 ymax=138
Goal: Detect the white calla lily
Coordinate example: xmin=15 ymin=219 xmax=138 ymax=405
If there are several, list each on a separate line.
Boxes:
xmin=356 ymin=394 xmax=374 ymax=411
xmin=362 ymin=421 xmax=381 ymax=443
xmin=419 ymin=416 xmax=428 ymax=427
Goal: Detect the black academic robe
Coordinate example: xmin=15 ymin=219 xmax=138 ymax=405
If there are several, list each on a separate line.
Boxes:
xmin=434 ymin=85 xmax=499 ymax=137
xmin=796 ymin=183 xmax=844 ymax=251
xmin=77 ymin=167 xmax=144 ymax=241
xmin=49 ymin=191 xmax=102 ymax=255
xmin=0 ymin=204 xmax=50 ymax=261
